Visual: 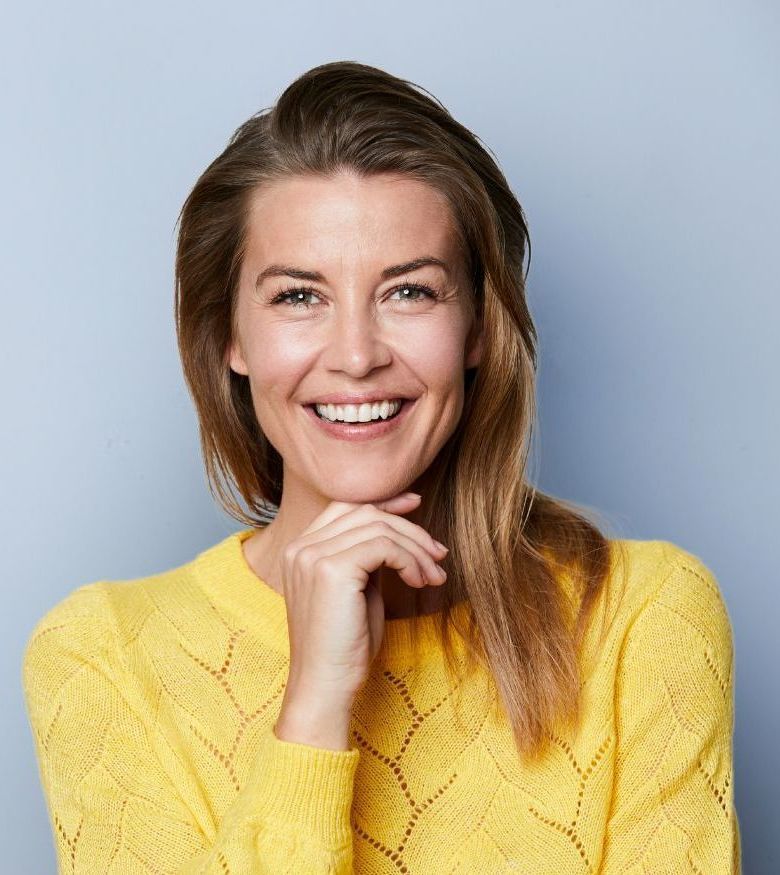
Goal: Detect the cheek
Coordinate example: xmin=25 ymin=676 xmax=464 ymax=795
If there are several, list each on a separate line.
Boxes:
xmin=244 ymin=330 xmax=312 ymax=391
xmin=401 ymin=321 xmax=467 ymax=385
xmin=240 ymin=333 xmax=308 ymax=446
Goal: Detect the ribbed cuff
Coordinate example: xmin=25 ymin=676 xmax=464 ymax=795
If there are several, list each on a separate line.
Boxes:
xmin=243 ymin=724 xmax=360 ymax=848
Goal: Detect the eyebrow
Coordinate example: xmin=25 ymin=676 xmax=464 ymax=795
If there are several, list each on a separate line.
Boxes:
xmin=255 ymin=256 xmax=449 ymax=288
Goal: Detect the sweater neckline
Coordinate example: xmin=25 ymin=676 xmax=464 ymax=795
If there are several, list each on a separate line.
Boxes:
xmin=191 ymin=528 xmax=472 ymax=665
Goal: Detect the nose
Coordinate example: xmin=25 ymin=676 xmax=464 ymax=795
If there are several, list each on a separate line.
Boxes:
xmin=319 ymin=297 xmax=393 ymax=377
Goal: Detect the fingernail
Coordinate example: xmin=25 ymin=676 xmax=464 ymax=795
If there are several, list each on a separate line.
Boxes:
xmin=434 ymin=540 xmax=448 ymax=553
xmin=405 ymin=492 xmax=421 ymax=499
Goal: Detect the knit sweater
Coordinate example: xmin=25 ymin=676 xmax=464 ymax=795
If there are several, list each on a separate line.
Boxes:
xmin=22 ymin=530 xmax=741 ymax=874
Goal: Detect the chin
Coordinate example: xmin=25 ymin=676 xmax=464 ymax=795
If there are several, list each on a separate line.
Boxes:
xmin=322 ymin=488 xmax=397 ymax=504
xmin=317 ymin=480 xmax=413 ymax=505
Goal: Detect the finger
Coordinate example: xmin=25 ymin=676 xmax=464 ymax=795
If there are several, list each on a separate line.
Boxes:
xmin=298 ymin=526 xmax=432 ymax=588
xmin=301 ymin=526 xmax=431 ymax=589
xmin=322 ymin=533 xmax=427 ymax=589
xmin=344 ymin=521 xmax=447 ymax=585
xmin=300 ymin=500 xmax=446 ymax=568
xmin=375 ymin=492 xmax=422 ymax=510
xmin=299 ymin=493 xmax=422 ymax=541
xmin=350 ymin=503 xmax=448 ymax=560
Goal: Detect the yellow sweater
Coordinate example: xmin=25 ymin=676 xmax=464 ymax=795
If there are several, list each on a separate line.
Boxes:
xmin=22 ymin=530 xmax=740 ymax=874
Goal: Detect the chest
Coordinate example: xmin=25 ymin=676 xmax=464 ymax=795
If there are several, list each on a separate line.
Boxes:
xmin=137 ymin=633 xmax=617 ymax=874
xmin=345 ymin=664 xmax=616 ymax=874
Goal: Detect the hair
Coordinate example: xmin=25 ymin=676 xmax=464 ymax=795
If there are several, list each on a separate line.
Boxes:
xmin=174 ymin=60 xmax=629 ymax=763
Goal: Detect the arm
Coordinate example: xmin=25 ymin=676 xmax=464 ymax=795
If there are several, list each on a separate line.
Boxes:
xmin=22 ymin=584 xmax=359 ymax=874
xmin=599 ymin=551 xmax=741 ymax=873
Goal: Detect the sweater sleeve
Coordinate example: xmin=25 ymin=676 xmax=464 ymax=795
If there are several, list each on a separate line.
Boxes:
xmin=599 ymin=552 xmax=741 ymax=874
xmin=21 ymin=584 xmax=359 ymax=874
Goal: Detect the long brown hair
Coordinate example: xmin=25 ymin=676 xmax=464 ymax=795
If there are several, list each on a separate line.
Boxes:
xmin=174 ymin=60 xmax=627 ymax=763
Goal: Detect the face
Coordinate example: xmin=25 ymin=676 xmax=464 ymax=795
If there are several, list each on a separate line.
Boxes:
xmin=229 ymin=170 xmax=483 ymax=509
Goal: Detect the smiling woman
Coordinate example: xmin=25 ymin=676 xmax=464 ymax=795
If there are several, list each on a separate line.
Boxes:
xmin=225 ymin=170 xmax=482 ymax=607
xmin=22 ymin=60 xmax=740 ymax=873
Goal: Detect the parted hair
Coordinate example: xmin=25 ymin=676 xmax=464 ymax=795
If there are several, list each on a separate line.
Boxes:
xmin=174 ymin=60 xmax=626 ymax=762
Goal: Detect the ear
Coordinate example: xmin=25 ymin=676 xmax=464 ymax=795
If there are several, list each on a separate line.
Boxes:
xmin=464 ymin=319 xmax=483 ymax=370
xmin=228 ymin=338 xmax=249 ymax=376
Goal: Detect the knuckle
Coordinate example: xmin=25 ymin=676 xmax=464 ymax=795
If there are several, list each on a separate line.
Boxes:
xmin=313 ymin=554 xmax=335 ymax=576
xmin=293 ymin=543 xmax=315 ymax=567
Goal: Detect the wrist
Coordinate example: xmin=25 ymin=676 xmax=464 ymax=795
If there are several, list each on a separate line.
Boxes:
xmin=275 ymin=695 xmax=354 ymax=751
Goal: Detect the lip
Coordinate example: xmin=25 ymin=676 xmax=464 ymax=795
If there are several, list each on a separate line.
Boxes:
xmin=303 ymin=398 xmax=416 ymax=442
xmin=304 ymin=392 xmax=413 ymax=405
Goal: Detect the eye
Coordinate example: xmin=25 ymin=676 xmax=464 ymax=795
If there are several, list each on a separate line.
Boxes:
xmin=269 ymin=282 xmax=439 ymax=309
xmin=388 ymin=282 xmax=439 ymax=304
xmin=269 ymin=288 xmax=319 ymax=308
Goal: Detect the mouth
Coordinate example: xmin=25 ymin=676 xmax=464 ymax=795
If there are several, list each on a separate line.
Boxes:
xmin=302 ymin=398 xmax=417 ymax=441
xmin=308 ymin=399 xmax=407 ymax=421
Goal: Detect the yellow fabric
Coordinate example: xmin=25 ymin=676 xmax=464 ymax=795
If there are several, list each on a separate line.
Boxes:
xmin=22 ymin=531 xmax=741 ymax=873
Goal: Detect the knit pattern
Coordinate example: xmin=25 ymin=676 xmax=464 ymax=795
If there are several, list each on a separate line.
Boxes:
xmin=22 ymin=532 xmax=741 ymax=873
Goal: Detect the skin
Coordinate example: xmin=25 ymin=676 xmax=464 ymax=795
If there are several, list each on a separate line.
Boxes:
xmin=228 ymin=169 xmax=483 ymax=619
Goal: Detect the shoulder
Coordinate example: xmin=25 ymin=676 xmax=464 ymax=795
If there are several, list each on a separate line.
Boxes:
xmin=577 ymin=539 xmax=734 ymax=682
xmin=605 ymin=539 xmax=735 ymax=681
xmin=21 ymin=580 xmax=121 ymax=733
xmin=619 ymin=539 xmax=733 ymax=646
xmin=23 ymin=581 xmax=116 ymax=677
xmin=22 ymin=553 xmax=200 ymax=694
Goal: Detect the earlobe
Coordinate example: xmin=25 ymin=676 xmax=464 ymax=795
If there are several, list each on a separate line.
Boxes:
xmin=228 ymin=340 xmax=249 ymax=376
xmin=465 ymin=326 xmax=484 ymax=370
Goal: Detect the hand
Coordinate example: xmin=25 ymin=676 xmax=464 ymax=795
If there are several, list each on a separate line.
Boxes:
xmin=278 ymin=492 xmax=449 ymax=709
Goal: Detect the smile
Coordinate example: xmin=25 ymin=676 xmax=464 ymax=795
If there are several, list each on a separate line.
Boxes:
xmin=303 ymin=398 xmax=416 ymax=442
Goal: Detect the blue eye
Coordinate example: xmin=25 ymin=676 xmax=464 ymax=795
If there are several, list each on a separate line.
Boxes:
xmin=270 ymin=289 xmax=318 ymax=308
xmin=270 ymin=283 xmax=439 ymax=309
xmin=389 ymin=283 xmax=438 ymax=303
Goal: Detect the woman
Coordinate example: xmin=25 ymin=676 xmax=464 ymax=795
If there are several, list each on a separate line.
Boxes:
xmin=23 ymin=61 xmax=740 ymax=873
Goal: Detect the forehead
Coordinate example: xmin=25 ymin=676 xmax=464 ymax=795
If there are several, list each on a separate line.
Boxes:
xmin=243 ymin=171 xmax=461 ymax=268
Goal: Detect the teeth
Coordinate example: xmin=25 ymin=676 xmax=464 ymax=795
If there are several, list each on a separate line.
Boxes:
xmin=314 ymin=399 xmax=403 ymax=423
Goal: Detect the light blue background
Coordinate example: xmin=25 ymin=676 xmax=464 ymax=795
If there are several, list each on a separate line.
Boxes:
xmin=4 ymin=1 xmax=777 ymax=870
